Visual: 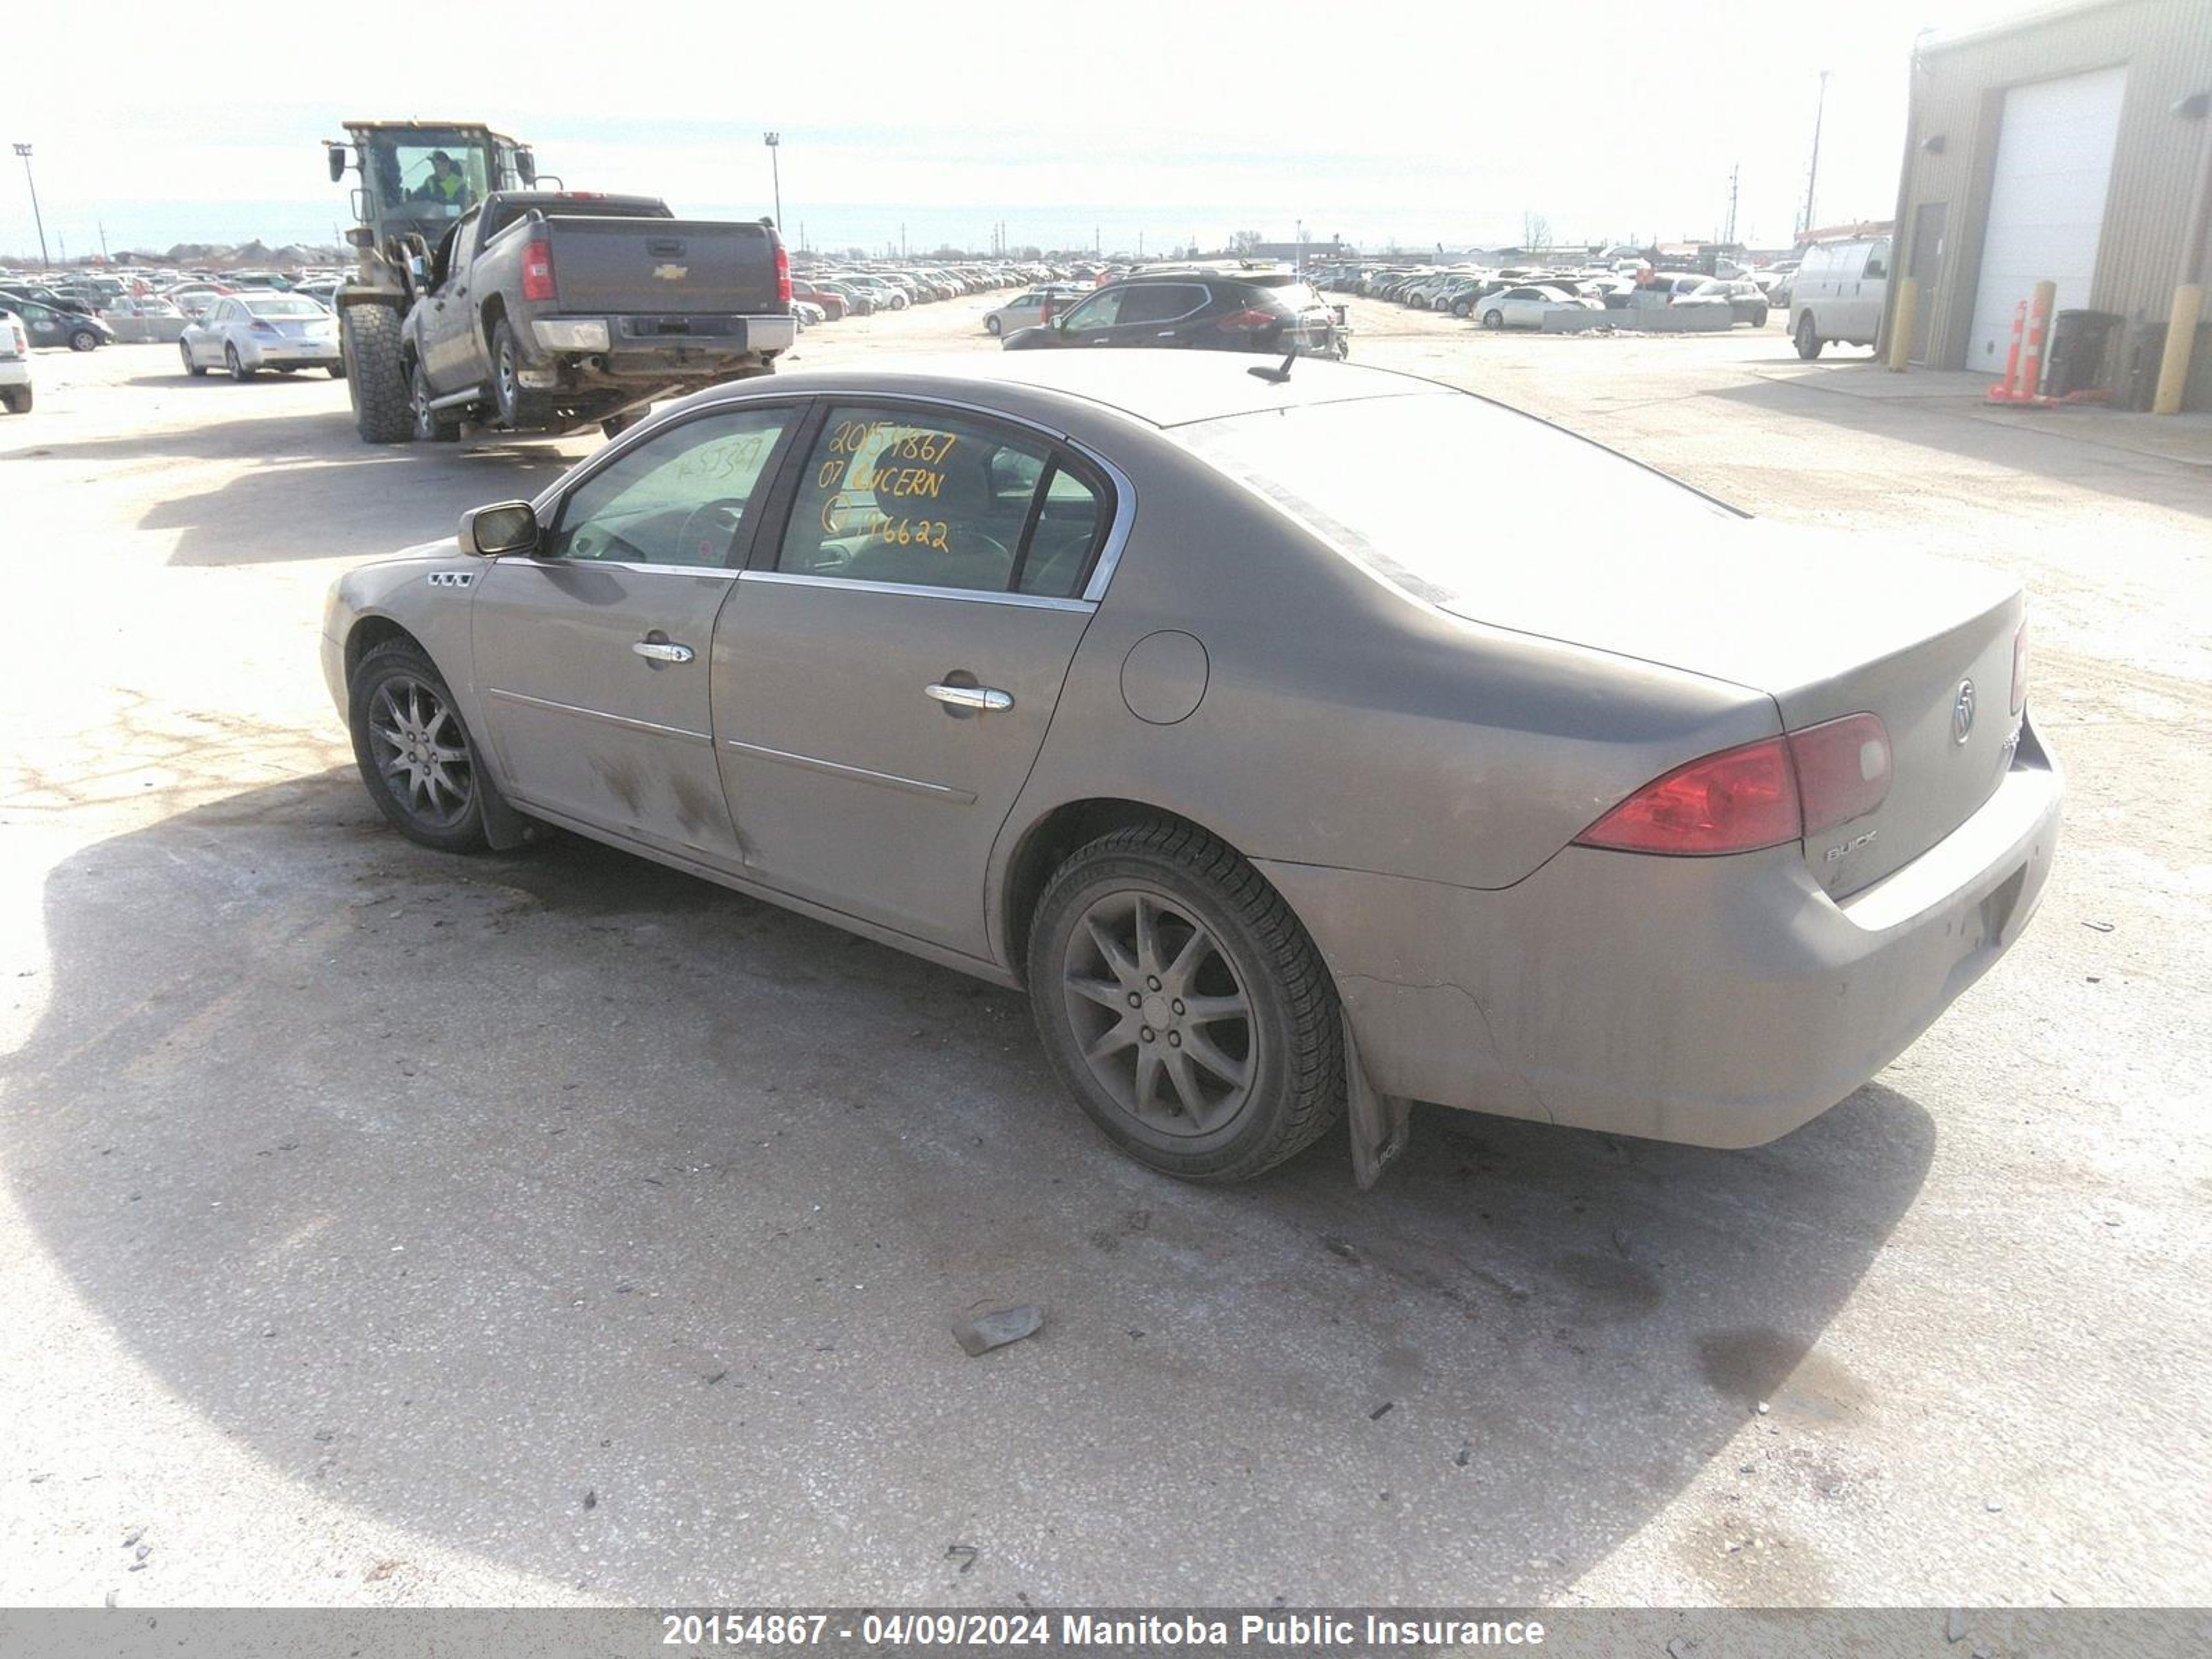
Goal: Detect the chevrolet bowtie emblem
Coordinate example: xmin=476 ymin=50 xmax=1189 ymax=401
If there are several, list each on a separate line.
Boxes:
xmin=652 ymin=263 xmax=688 ymax=281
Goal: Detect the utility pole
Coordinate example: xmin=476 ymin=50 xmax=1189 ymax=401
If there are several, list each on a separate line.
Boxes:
xmin=762 ymin=132 xmax=782 ymax=228
xmin=12 ymin=143 xmax=49 ymax=269
xmin=1801 ymin=71 xmax=1831 ymax=238
xmin=1724 ymin=165 xmax=1739 ymax=245
xmin=99 ymin=219 xmax=109 ymax=261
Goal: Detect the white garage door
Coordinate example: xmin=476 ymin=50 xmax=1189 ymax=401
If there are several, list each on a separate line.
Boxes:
xmin=1965 ymin=64 xmax=2127 ymax=373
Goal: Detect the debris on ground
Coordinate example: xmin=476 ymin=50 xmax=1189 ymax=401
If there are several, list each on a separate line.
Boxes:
xmin=2082 ymin=920 xmax=2115 ymax=932
xmin=583 ymin=1488 xmax=598 ymax=1511
xmin=1946 ymin=1609 xmax=1969 ymax=1642
xmin=1323 ymin=1236 xmax=1360 ymax=1263
xmin=951 ymin=1304 xmax=1042 ymax=1357
xmin=1370 ymin=1401 xmax=1396 ymax=1422
xmin=945 ymin=1543 xmax=979 ymax=1574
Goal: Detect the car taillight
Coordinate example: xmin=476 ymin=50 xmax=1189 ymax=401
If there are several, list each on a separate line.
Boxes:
xmin=1785 ymin=713 xmax=1891 ymax=836
xmin=1574 ymin=736 xmax=1801 ymax=856
xmin=521 ymin=239 xmax=555 ymax=302
xmin=2010 ymin=619 xmax=2028 ymax=715
xmin=1574 ymin=715 xmax=1893 ymax=857
xmin=774 ymin=243 xmax=791 ymax=306
xmin=1214 ymin=308 xmax=1276 ymax=332
xmin=251 ymin=319 xmax=279 ymax=335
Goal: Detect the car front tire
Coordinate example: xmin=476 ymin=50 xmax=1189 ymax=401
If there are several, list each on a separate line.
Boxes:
xmin=986 ymin=315 xmax=1002 ymax=335
xmin=1028 ymin=820 xmax=1344 ymax=1183
xmin=68 ymin=328 xmax=100 ymax=352
xmin=1482 ymin=309 xmax=1504 ymax=330
xmin=348 ymin=638 xmax=489 ymax=854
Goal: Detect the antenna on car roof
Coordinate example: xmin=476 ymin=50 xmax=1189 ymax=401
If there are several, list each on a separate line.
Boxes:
xmin=1247 ymin=348 xmax=1297 ymax=384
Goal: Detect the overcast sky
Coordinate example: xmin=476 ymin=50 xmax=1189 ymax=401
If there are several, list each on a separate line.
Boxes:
xmin=6 ymin=0 xmax=2021 ymax=261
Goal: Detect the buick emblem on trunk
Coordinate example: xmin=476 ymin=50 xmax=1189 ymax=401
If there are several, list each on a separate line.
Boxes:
xmin=1953 ymin=679 xmax=1976 ymax=744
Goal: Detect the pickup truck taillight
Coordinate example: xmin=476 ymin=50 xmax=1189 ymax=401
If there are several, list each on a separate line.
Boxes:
xmin=774 ymin=243 xmax=791 ymax=306
xmin=521 ymin=238 xmax=556 ymax=302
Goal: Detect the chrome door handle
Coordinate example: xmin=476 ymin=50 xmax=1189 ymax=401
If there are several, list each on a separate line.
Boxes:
xmin=926 ymin=682 xmax=1013 ymax=711
xmin=632 ymin=640 xmax=695 ymax=664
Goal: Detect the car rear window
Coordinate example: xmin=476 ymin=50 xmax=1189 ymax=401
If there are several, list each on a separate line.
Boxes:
xmin=244 ymin=297 xmax=326 ymax=317
xmin=1176 ymin=394 xmax=1733 ymax=608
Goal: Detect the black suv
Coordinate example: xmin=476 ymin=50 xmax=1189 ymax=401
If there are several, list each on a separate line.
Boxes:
xmin=1002 ymin=268 xmax=1349 ymax=358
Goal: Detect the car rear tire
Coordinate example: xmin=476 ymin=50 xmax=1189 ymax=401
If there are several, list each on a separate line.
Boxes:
xmin=68 ymin=328 xmax=99 ymax=353
xmin=489 ymin=317 xmax=554 ymax=431
xmin=1794 ymin=312 xmax=1823 ymax=359
xmin=0 ymin=386 xmax=29 ymax=413
xmin=411 ymin=359 xmax=462 ymax=442
xmin=179 ymin=340 xmax=205 ymax=377
xmin=1482 ymin=309 xmax=1504 ymax=330
xmin=348 ymin=638 xmax=489 ymax=854
xmin=225 ymin=344 xmax=253 ymax=382
xmin=341 ymin=304 xmax=414 ymax=444
xmin=1027 ymin=820 xmax=1344 ymax=1183
xmin=1752 ymin=306 xmax=1770 ymax=328
xmin=1452 ymin=299 xmax=1472 ymax=318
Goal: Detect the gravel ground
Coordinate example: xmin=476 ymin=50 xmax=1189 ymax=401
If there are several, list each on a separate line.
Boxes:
xmin=1 ymin=293 xmax=2206 ymax=1609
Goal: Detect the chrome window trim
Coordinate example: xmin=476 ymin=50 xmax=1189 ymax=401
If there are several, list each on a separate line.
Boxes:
xmin=738 ymin=570 xmax=1093 ymax=613
xmin=485 ymin=687 xmax=713 ymax=747
xmin=526 ymin=397 xmax=816 ymax=524
xmin=722 ymin=739 xmax=978 ymax=805
xmin=1114 ymin=283 xmax=1212 ymax=327
xmin=493 ymin=555 xmax=742 ymax=581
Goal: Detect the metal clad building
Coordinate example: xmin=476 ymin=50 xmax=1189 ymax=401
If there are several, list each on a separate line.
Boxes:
xmin=1886 ymin=0 xmax=2212 ymax=406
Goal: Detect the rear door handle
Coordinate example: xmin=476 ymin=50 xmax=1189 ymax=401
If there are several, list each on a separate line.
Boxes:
xmin=632 ymin=640 xmax=695 ymax=664
xmin=926 ymin=682 xmax=1013 ymax=711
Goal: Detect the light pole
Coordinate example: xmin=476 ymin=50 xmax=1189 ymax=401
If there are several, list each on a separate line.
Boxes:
xmin=1800 ymin=71 xmax=1831 ymax=239
xmin=12 ymin=143 xmax=49 ymax=270
xmin=762 ymin=131 xmax=782 ymax=229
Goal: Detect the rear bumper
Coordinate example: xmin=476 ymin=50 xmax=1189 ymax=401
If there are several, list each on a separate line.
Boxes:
xmin=1262 ymin=715 xmax=2063 ymax=1149
xmin=0 ymin=358 xmax=28 ymax=388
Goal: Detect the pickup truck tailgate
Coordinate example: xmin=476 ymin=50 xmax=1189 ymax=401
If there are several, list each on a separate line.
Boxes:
xmin=547 ymin=218 xmax=780 ymax=316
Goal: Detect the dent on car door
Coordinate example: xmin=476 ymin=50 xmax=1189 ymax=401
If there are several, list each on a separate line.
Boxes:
xmin=468 ymin=404 xmax=803 ymax=864
xmin=713 ymin=402 xmax=1118 ymax=959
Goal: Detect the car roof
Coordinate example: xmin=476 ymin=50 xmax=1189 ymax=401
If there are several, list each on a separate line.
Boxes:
xmin=662 ymin=351 xmax=1441 ymax=433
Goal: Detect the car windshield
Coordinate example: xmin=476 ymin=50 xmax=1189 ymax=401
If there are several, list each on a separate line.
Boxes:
xmin=1176 ymin=393 xmax=1732 ymax=608
xmin=244 ymin=297 xmax=327 ymax=317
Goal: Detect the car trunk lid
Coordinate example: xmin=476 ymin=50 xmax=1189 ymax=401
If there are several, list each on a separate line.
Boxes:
xmin=1430 ymin=523 xmax=2023 ymax=897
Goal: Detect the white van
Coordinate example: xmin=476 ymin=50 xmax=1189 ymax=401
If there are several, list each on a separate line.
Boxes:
xmin=0 ymin=307 xmax=32 ymax=413
xmin=1789 ymin=234 xmax=1890 ymax=359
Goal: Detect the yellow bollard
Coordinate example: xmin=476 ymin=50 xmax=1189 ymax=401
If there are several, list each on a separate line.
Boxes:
xmin=1886 ymin=279 xmax=1918 ymax=372
xmin=2152 ymin=284 xmax=2204 ymax=415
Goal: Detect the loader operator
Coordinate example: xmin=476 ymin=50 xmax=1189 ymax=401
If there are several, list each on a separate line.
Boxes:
xmin=411 ymin=151 xmax=469 ymax=207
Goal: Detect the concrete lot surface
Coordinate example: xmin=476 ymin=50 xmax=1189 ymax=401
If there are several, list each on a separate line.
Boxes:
xmin=2 ymin=298 xmax=2206 ymax=1607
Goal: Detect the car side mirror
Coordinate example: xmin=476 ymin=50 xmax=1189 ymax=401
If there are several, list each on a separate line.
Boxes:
xmin=408 ymin=254 xmax=431 ymax=287
xmin=516 ymin=149 xmax=537 ymax=186
xmin=327 ymin=144 xmax=348 ymax=184
xmin=460 ymin=500 xmax=538 ymax=558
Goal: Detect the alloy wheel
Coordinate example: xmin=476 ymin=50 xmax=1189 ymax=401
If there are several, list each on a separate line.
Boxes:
xmin=1060 ymin=889 xmax=1255 ymax=1136
xmin=367 ymin=677 xmax=474 ymax=830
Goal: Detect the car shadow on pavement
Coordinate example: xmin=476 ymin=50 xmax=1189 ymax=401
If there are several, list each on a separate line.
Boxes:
xmin=6 ymin=769 xmax=1934 ymax=1604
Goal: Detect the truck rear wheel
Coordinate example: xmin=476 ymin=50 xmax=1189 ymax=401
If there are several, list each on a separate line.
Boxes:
xmin=489 ymin=319 xmax=554 ymax=431
xmin=343 ymin=305 xmax=414 ymax=444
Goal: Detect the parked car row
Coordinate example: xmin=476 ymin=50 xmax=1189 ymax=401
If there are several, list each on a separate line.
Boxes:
xmin=788 ymin=260 xmax=1032 ymax=327
xmin=1313 ymin=260 xmax=1783 ymax=330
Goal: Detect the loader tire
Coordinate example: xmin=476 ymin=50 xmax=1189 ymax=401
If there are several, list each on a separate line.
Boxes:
xmin=343 ymin=304 xmax=414 ymax=445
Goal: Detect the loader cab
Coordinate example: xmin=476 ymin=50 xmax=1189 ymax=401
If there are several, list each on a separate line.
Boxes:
xmin=334 ymin=122 xmax=536 ymax=251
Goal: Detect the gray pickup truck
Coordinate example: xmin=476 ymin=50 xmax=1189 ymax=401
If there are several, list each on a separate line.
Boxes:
xmin=400 ymin=191 xmax=794 ymax=440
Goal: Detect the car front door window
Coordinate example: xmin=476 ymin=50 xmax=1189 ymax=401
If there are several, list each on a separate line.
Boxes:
xmin=1058 ymin=290 xmax=1123 ymax=332
xmin=548 ymin=409 xmax=794 ymax=568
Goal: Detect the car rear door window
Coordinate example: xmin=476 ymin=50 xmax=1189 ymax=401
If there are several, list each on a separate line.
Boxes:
xmin=1116 ymin=283 xmax=1208 ymax=325
xmin=547 ymin=408 xmax=794 ymax=568
xmin=776 ymin=404 xmax=1107 ymax=599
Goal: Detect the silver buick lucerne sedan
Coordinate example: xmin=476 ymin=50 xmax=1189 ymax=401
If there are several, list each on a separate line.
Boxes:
xmin=321 ymin=354 xmax=2059 ymax=1183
